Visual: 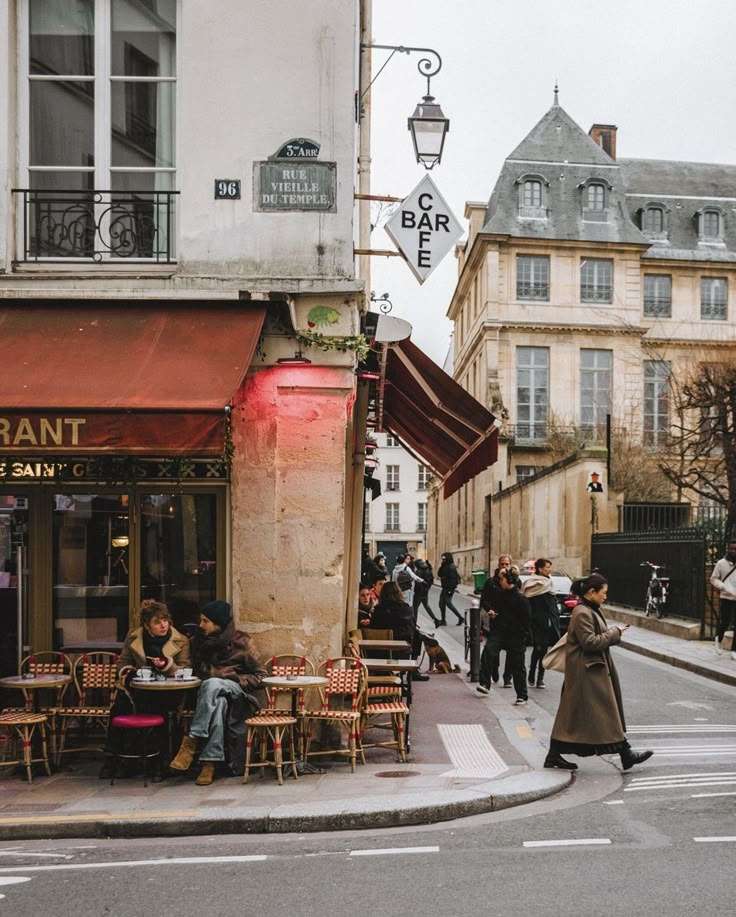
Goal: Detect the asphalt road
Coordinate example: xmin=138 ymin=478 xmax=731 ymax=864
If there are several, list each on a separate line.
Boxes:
xmin=2 ymin=591 xmax=735 ymax=916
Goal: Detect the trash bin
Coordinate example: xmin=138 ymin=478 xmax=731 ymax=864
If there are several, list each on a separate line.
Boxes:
xmin=472 ymin=570 xmax=488 ymax=594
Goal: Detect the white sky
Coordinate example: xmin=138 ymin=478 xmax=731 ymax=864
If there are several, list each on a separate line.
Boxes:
xmin=370 ymin=0 xmax=736 ymax=363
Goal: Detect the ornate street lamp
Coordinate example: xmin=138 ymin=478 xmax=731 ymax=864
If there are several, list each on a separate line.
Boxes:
xmin=408 ymin=93 xmax=449 ymax=170
xmin=361 ymin=44 xmax=449 ymax=169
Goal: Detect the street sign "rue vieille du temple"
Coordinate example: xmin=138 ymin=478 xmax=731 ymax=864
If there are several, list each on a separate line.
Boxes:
xmin=385 ymin=175 xmax=463 ymax=284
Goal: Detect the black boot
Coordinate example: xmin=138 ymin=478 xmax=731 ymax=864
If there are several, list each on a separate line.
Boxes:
xmin=544 ymin=752 xmax=578 ymax=771
xmin=620 ymin=748 xmax=654 ymax=771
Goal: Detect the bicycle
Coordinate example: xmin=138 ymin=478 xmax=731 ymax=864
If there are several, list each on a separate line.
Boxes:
xmin=640 ymin=561 xmax=670 ymax=619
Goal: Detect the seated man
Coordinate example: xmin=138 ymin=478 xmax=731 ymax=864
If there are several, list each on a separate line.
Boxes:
xmin=169 ymin=600 xmax=266 ymax=785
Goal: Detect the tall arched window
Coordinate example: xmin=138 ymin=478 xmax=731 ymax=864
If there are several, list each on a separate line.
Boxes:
xmin=644 ymin=206 xmax=664 ymax=234
xmin=523 ymin=180 xmax=542 ymax=208
xmin=702 ymin=210 xmax=721 ymax=239
xmin=586 ymin=183 xmax=606 ymax=211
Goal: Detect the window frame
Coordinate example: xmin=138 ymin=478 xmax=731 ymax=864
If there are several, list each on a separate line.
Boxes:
xmin=580 ymin=257 xmax=614 ymax=304
xmin=643 ymin=359 xmax=671 ymax=447
xmin=579 ymin=349 xmax=612 ymax=432
xmin=417 ymin=464 xmax=431 ymax=491
xmin=17 ymin=0 xmax=180 ymax=263
xmin=417 ymin=502 xmax=427 ymax=531
xmin=643 ymin=273 xmax=672 ymax=318
xmin=516 ymin=254 xmax=550 ymax=302
xmin=515 ymin=172 xmax=548 ymax=220
xmin=700 ymin=276 xmax=728 ymax=321
xmin=580 ymin=177 xmax=611 ymax=222
xmin=385 ymin=464 xmax=400 ymax=492
xmin=385 ymin=502 xmax=400 ymax=532
xmin=516 ymin=346 xmax=549 ymax=442
xmin=699 ymin=207 xmax=723 ymax=243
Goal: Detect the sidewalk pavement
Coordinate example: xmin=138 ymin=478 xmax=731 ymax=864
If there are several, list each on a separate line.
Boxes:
xmin=0 ymin=661 xmax=570 ymax=841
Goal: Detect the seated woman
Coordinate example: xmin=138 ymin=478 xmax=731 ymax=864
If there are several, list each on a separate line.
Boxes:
xmin=370 ymin=581 xmax=429 ymax=681
xmin=103 ymin=601 xmax=191 ymax=778
xmin=118 ymin=599 xmax=191 ymax=676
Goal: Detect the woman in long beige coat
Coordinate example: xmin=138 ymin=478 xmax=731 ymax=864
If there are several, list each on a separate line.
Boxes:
xmin=544 ymin=573 xmax=653 ymax=772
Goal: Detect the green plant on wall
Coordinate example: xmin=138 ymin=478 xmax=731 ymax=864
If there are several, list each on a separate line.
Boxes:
xmin=296 ymin=329 xmax=370 ymax=361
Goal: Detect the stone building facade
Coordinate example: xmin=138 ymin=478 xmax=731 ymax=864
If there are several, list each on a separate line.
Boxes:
xmin=428 ymin=96 xmax=736 ymax=579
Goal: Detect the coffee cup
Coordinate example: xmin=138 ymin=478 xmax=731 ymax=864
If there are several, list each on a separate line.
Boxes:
xmin=136 ymin=667 xmax=153 ymax=680
xmin=175 ymin=668 xmax=193 ymax=680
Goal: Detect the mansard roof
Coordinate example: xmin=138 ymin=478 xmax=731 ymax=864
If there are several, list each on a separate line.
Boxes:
xmin=507 ymin=102 xmax=615 ymax=167
xmin=480 ymin=102 xmax=736 ymax=257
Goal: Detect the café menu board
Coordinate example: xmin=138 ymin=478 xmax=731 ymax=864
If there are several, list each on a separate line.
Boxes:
xmin=254 ymin=160 xmax=336 ymax=212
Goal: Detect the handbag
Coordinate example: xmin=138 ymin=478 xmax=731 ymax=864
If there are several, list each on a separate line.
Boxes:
xmin=542 ymin=633 xmax=567 ymax=672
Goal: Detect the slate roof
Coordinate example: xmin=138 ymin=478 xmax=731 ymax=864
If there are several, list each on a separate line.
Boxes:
xmin=482 ymin=104 xmax=736 ymax=260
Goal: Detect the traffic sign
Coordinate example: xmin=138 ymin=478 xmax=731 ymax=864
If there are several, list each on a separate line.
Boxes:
xmin=385 ymin=175 xmax=463 ymax=284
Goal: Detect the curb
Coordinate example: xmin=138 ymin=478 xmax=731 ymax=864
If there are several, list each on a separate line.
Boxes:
xmin=620 ymin=639 xmax=736 ymax=688
xmin=0 ymin=770 xmax=571 ymax=841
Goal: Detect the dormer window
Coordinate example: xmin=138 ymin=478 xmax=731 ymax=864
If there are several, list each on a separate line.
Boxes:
xmin=523 ymin=180 xmax=542 ymax=208
xmin=695 ymin=206 xmax=724 ymax=245
xmin=640 ymin=203 xmax=669 ymax=242
xmin=580 ymin=178 xmax=611 ymax=222
xmin=516 ymin=173 xmax=548 ymax=219
xmin=701 ymin=209 xmax=721 ymax=241
xmin=586 ymin=183 xmax=605 ymax=211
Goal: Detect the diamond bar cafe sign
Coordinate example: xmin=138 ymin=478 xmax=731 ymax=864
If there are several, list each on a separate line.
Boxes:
xmin=385 ymin=175 xmax=463 ymax=284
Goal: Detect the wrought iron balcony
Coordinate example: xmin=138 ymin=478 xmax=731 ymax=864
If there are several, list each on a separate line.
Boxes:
xmin=13 ymin=188 xmax=179 ymax=263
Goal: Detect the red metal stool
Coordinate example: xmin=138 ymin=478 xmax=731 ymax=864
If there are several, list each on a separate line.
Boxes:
xmin=108 ymin=713 xmax=165 ymax=787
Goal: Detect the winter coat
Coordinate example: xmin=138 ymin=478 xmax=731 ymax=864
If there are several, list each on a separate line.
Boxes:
xmin=190 ymin=621 xmax=266 ymax=692
xmin=370 ymin=597 xmax=415 ymax=645
xmin=361 ymin=555 xmax=383 ymax=588
xmin=118 ymin=626 xmax=191 ymax=674
xmin=710 ymin=556 xmax=736 ymax=601
xmin=492 ymin=587 xmax=532 ymax=649
xmin=523 ymin=575 xmax=561 ymax=647
xmin=413 ymin=560 xmax=433 ymax=597
xmin=438 ymin=559 xmax=460 ymax=591
xmin=550 ymin=600 xmax=626 ymax=747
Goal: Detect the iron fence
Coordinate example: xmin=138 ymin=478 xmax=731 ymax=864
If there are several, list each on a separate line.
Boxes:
xmin=591 ymin=528 xmax=705 ymax=625
xmin=13 ymin=188 xmax=179 ymax=263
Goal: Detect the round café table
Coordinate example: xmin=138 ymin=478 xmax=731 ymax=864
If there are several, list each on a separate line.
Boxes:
xmin=0 ymin=674 xmax=73 ymax=768
xmin=0 ymin=674 xmax=72 ymax=711
xmin=261 ymin=675 xmax=328 ymax=774
xmin=130 ymin=677 xmax=202 ymax=760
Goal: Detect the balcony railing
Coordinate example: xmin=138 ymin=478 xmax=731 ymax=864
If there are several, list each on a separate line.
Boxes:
xmin=503 ymin=423 xmax=609 ymax=446
xmin=13 ymin=188 xmax=179 ymax=263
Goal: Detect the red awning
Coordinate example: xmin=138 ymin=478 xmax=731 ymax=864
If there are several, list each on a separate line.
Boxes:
xmin=382 ymin=339 xmax=498 ymax=498
xmin=0 ymin=302 xmax=266 ymax=455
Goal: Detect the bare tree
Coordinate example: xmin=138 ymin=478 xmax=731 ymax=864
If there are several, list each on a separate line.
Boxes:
xmin=659 ymin=360 xmax=736 ymax=535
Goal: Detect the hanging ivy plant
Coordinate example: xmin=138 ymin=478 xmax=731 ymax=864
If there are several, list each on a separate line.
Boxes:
xmin=295 ymin=330 xmax=371 ymax=361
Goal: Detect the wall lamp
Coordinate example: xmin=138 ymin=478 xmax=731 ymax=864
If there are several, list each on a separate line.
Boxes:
xmin=361 ymin=44 xmax=449 ymax=169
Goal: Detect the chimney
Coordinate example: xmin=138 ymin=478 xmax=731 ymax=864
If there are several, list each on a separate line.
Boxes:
xmin=589 ymin=123 xmax=617 ymax=160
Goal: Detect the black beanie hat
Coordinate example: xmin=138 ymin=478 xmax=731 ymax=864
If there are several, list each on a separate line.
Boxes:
xmin=201 ymin=600 xmax=232 ymax=630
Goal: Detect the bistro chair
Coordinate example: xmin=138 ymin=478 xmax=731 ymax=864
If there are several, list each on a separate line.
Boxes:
xmin=0 ymin=711 xmax=52 ymax=783
xmin=56 ymin=652 xmax=119 ymax=766
xmin=242 ymin=712 xmax=299 ymax=786
xmin=345 ymin=636 xmax=402 ymax=701
xmin=1 ymin=652 xmax=72 ymax=760
xmin=359 ymin=693 xmax=409 ymax=764
xmin=106 ymin=668 xmax=165 ymax=788
xmin=302 ymin=657 xmax=365 ymax=772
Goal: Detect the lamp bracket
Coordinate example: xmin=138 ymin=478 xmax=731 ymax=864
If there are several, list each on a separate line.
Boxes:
xmin=360 ymin=43 xmax=442 ymax=99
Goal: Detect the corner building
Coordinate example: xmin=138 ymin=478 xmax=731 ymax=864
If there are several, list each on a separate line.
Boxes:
xmin=0 ymin=0 xmax=364 ymax=673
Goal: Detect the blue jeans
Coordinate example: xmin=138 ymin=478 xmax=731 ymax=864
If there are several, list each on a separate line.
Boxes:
xmin=189 ymin=677 xmax=248 ymax=762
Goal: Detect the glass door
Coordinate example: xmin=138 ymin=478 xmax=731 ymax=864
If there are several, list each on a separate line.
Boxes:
xmin=52 ymin=494 xmax=130 ymax=650
xmin=139 ymin=493 xmax=218 ymax=631
xmin=0 ymin=496 xmax=29 ymax=677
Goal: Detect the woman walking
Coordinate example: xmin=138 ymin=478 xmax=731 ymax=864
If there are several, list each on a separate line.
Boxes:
xmin=544 ymin=573 xmax=653 ymax=772
xmin=437 ymin=552 xmax=464 ymax=625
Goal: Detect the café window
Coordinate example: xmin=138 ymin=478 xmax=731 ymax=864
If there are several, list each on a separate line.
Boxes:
xmin=19 ymin=0 xmax=178 ymax=262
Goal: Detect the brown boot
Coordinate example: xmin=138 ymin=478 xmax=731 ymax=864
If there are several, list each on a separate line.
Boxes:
xmin=169 ymin=735 xmax=198 ymax=772
xmin=195 ymin=762 xmax=216 ymax=786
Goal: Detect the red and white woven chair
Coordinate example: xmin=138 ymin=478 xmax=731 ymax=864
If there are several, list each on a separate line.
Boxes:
xmin=302 ymin=657 xmax=366 ymax=772
xmin=0 ymin=711 xmax=52 ymax=783
xmin=56 ymin=652 xmax=119 ymax=766
xmin=1 ymin=652 xmax=72 ymax=760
